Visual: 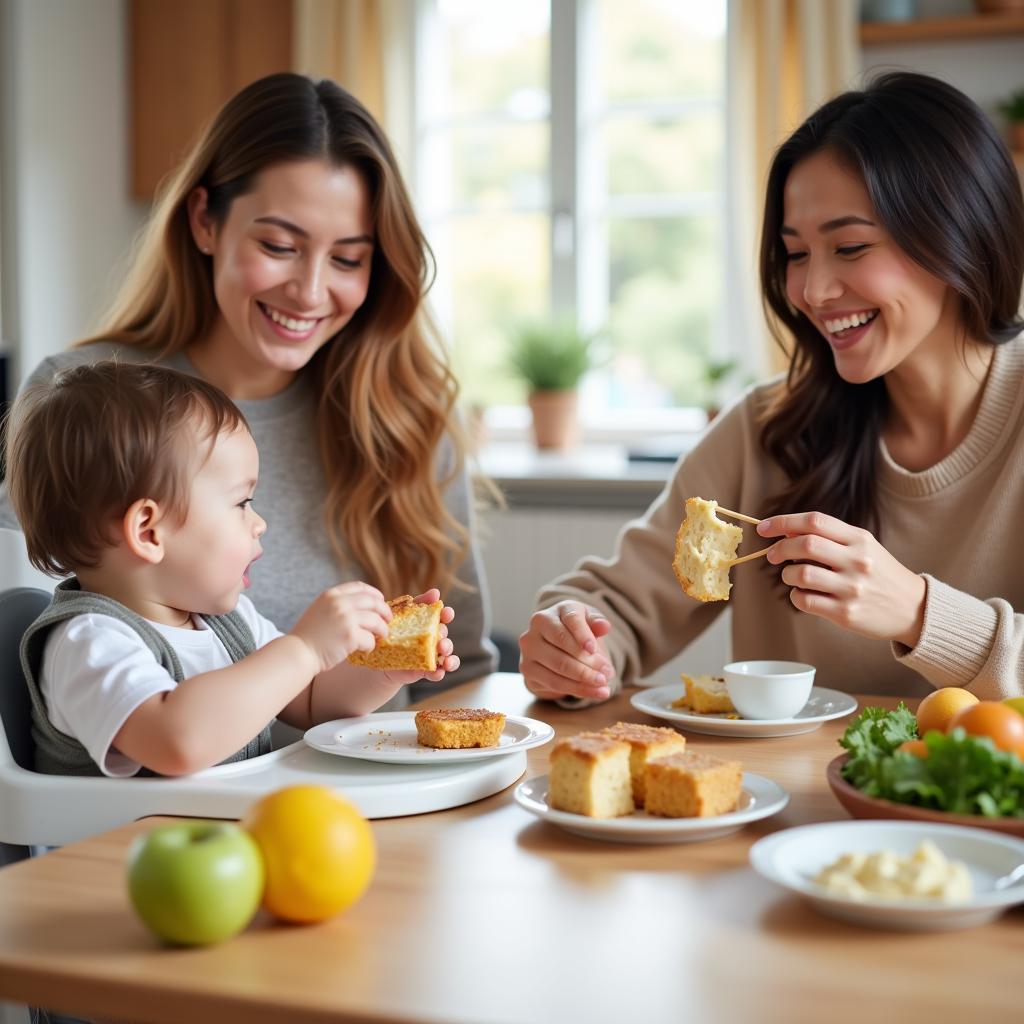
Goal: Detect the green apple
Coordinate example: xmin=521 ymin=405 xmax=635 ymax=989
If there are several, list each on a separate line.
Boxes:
xmin=1003 ymin=697 xmax=1024 ymax=718
xmin=126 ymin=821 xmax=264 ymax=946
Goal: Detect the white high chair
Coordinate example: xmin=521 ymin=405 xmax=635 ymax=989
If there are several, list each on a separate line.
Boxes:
xmin=0 ymin=587 xmax=525 ymax=857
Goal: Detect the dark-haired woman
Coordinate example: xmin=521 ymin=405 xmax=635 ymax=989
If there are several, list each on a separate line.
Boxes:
xmin=0 ymin=73 xmax=497 ymax=695
xmin=519 ymin=71 xmax=1024 ymax=704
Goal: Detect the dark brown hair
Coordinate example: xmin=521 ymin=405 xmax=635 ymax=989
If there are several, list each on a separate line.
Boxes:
xmin=6 ymin=361 xmax=247 ymax=576
xmin=78 ymin=73 xmax=469 ymax=596
xmin=759 ymin=71 xmax=1024 ymax=532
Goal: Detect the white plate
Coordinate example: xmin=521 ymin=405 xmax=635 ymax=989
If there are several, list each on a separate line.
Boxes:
xmin=303 ymin=711 xmax=554 ymax=764
xmin=513 ymin=771 xmax=788 ymax=844
xmin=749 ymin=820 xmax=1024 ymax=931
xmin=630 ymin=684 xmax=858 ymax=737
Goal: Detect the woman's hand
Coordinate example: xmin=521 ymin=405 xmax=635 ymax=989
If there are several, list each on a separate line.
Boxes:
xmin=518 ymin=601 xmax=614 ymax=702
xmin=382 ymin=589 xmax=460 ymax=685
xmin=756 ymin=512 xmax=926 ymax=647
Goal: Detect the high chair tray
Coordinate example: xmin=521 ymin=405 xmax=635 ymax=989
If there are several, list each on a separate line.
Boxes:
xmin=0 ymin=741 xmax=527 ymax=846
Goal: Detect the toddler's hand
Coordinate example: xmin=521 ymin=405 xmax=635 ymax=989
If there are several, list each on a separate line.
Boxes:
xmin=290 ymin=582 xmax=392 ymax=673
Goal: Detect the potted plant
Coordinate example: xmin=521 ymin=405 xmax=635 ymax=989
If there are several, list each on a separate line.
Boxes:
xmin=998 ymin=88 xmax=1024 ymax=153
xmin=702 ymin=357 xmax=739 ymax=421
xmin=508 ymin=319 xmax=595 ymax=450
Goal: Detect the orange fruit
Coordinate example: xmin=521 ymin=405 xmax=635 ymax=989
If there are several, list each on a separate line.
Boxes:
xmin=242 ymin=785 xmax=376 ymax=923
xmin=948 ymin=701 xmax=1024 ymax=760
xmin=896 ymin=739 xmax=929 ymax=758
xmin=915 ymin=687 xmax=979 ymax=737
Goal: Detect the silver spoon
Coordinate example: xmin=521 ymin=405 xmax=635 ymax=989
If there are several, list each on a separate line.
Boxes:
xmin=993 ymin=862 xmax=1024 ymax=890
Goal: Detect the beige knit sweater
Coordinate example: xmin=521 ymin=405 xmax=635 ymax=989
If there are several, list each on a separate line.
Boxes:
xmin=537 ymin=337 xmax=1024 ymax=701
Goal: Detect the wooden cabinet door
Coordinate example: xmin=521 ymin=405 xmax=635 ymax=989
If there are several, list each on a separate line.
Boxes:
xmin=130 ymin=0 xmax=293 ymax=200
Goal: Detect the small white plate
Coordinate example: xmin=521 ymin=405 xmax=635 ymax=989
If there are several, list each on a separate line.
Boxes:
xmin=304 ymin=711 xmax=554 ymax=764
xmin=630 ymin=684 xmax=857 ymax=737
xmin=513 ymin=772 xmax=788 ymax=844
xmin=749 ymin=820 xmax=1024 ymax=931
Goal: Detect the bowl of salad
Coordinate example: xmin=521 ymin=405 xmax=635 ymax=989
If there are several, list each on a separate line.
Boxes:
xmin=827 ymin=700 xmax=1024 ymax=838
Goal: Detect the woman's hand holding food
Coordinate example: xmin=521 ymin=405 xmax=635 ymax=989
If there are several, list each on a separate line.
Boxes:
xmin=519 ymin=600 xmax=614 ymax=702
xmin=757 ymin=512 xmax=926 ymax=648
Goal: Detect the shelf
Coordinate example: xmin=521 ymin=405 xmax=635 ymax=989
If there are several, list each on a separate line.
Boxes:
xmin=860 ymin=12 xmax=1024 ymax=44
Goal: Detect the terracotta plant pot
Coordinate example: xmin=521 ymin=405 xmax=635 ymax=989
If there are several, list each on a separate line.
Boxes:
xmin=1011 ymin=121 xmax=1024 ymax=154
xmin=527 ymin=389 xmax=579 ymax=450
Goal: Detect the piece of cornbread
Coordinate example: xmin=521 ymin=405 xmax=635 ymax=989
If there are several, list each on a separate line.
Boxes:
xmin=349 ymin=595 xmax=443 ymax=671
xmin=414 ymin=708 xmax=506 ymax=749
xmin=548 ymin=732 xmax=634 ymax=818
xmin=672 ymin=673 xmax=735 ymax=714
xmin=672 ymin=497 xmax=743 ymax=602
xmin=644 ymin=751 xmax=743 ymax=818
xmin=600 ymin=721 xmax=687 ymax=807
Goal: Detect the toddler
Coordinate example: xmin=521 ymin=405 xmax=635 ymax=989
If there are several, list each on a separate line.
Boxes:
xmin=5 ymin=362 xmax=459 ymax=777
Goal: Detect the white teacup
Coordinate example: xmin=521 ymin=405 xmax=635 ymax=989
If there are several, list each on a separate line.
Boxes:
xmin=723 ymin=660 xmax=816 ymax=720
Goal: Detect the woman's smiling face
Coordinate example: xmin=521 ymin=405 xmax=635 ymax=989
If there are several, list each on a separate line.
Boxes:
xmin=782 ymin=149 xmax=957 ymax=384
xmin=189 ymin=158 xmax=374 ymax=390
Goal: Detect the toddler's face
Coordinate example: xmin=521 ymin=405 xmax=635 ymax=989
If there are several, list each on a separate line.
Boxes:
xmin=160 ymin=424 xmax=266 ymax=616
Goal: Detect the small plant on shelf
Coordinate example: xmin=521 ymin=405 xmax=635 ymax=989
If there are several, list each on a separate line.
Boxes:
xmin=998 ymin=87 xmax=1024 ymax=151
xmin=508 ymin=319 xmax=596 ymax=450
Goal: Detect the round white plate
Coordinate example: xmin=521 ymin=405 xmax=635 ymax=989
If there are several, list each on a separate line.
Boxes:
xmin=514 ymin=771 xmax=788 ymax=844
xmin=750 ymin=820 xmax=1024 ymax=931
xmin=630 ymin=684 xmax=857 ymax=737
xmin=304 ymin=711 xmax=554 ymax=764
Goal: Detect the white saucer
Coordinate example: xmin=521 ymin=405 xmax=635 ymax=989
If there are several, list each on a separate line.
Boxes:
xmin=630 ymin=684 xmax=858 ymax=737
xmin=303 ymin=711 xmax=555 ymax=764
xmin=513 ymin=771 xmax=788 ymax=844
xmin=749 ymin=820 xmax=1024 ymax=930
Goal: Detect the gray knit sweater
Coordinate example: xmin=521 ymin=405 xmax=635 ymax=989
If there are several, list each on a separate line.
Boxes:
xmin=0 ymin=343 xmax=498 ymax=705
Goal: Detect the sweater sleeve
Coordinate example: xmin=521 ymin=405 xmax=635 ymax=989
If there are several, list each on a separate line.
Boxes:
xmin=892 ymin=574 xmax=1023 ymax=699
xmin=535 ymin=393 xmax=759 ymax=697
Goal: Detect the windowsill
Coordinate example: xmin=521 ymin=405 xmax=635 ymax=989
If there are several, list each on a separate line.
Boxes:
xmin=475 ymin=439 xmax=694 ymax=510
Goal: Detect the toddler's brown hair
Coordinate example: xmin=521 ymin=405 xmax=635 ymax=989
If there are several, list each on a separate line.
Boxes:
xmin=5 ymin=361 xmax=249 ymax=576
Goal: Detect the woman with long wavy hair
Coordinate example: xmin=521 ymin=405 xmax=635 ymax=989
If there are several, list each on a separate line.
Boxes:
xmin=520 ymin=71 xmax=1024 ymax=705
xmin=0 ymin=72 xmax=497 ymax=695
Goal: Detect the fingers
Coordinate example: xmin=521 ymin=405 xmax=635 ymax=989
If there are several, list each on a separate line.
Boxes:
xmin=560 ymin=604 xmax=600 ymax=655
xmin=767 ymin=533 xmax=846 ymax=570
xmin=757 ymin=511 xmax=857 ymax=544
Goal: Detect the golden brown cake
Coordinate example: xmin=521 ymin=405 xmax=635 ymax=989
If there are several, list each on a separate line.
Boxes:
xmin=644 ymin=751 xmax=743 ymax=818
xmin=599 ymin=721 xmax=687 ymax=807
xmin=349 ymin=595 xmax=443 ymax=671
xmin=548 ymin=732 xmax=634 ymax=818
xmin=672 ymin=497 xmax=742 ymax=602
xmin=672 ymin=673 xmax=735 ymax=714
xmin=414 ymin=708 xmax=506 ymax=749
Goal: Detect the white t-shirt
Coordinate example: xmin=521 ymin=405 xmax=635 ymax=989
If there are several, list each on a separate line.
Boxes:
xmin=39 ymin=594 xmax=283 ymax=777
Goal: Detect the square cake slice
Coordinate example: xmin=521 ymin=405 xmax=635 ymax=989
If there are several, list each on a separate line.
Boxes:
xmin=599 ymin=721 xmax=686 ymax=807
xmin=414 ymin=708 xmax=506 ymax=749
xmin=676 ymin=673 xmax=734 ymax=714
xmin=348 ymin=595 xmax=443 ymax=671
xmin=644 ymin=751 xmax=743 ymax=818
xmin=548 ymin=733 xmax=634 ymax=818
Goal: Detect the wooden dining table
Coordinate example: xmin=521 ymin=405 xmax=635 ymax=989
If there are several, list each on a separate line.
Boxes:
xmin=0 ymin=674 xmax=1019 ymax=1024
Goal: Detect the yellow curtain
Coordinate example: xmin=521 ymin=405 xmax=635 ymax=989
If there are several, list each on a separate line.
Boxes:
xmin=292 ymin=0 xmax=385 ymax=122
xmin=729 ymin=0 xmax=859 ymax=374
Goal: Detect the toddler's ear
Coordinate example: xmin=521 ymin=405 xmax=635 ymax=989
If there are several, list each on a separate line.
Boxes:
xmin=122 ymin=498 xmax=166 ymax=564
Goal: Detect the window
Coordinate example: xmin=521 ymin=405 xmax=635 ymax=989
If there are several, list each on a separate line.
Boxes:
xmin=414 ymin=0 xmax=729 ymax=430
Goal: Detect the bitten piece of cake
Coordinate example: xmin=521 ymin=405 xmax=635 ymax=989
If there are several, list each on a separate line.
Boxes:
xmin=415 ymin=708 xmax=506 ymax=749
xmin=644 ymin=751 xmax=743 ymax=818
xmin=549 ymin=733 xmax=634 ymax=818
xmin=672 ymin=673 xmax=735 ymax=714
xmin=672 ymin=497 xmax=743 ymax=602
xmin=348 ymin=595 xmax=443 ymax=671
xmin=600 ymin=721 xmax=686 ymax=807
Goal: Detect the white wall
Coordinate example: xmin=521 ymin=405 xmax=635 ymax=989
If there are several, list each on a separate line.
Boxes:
xmin=0 ymin=0 xmax=146 ymax=388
